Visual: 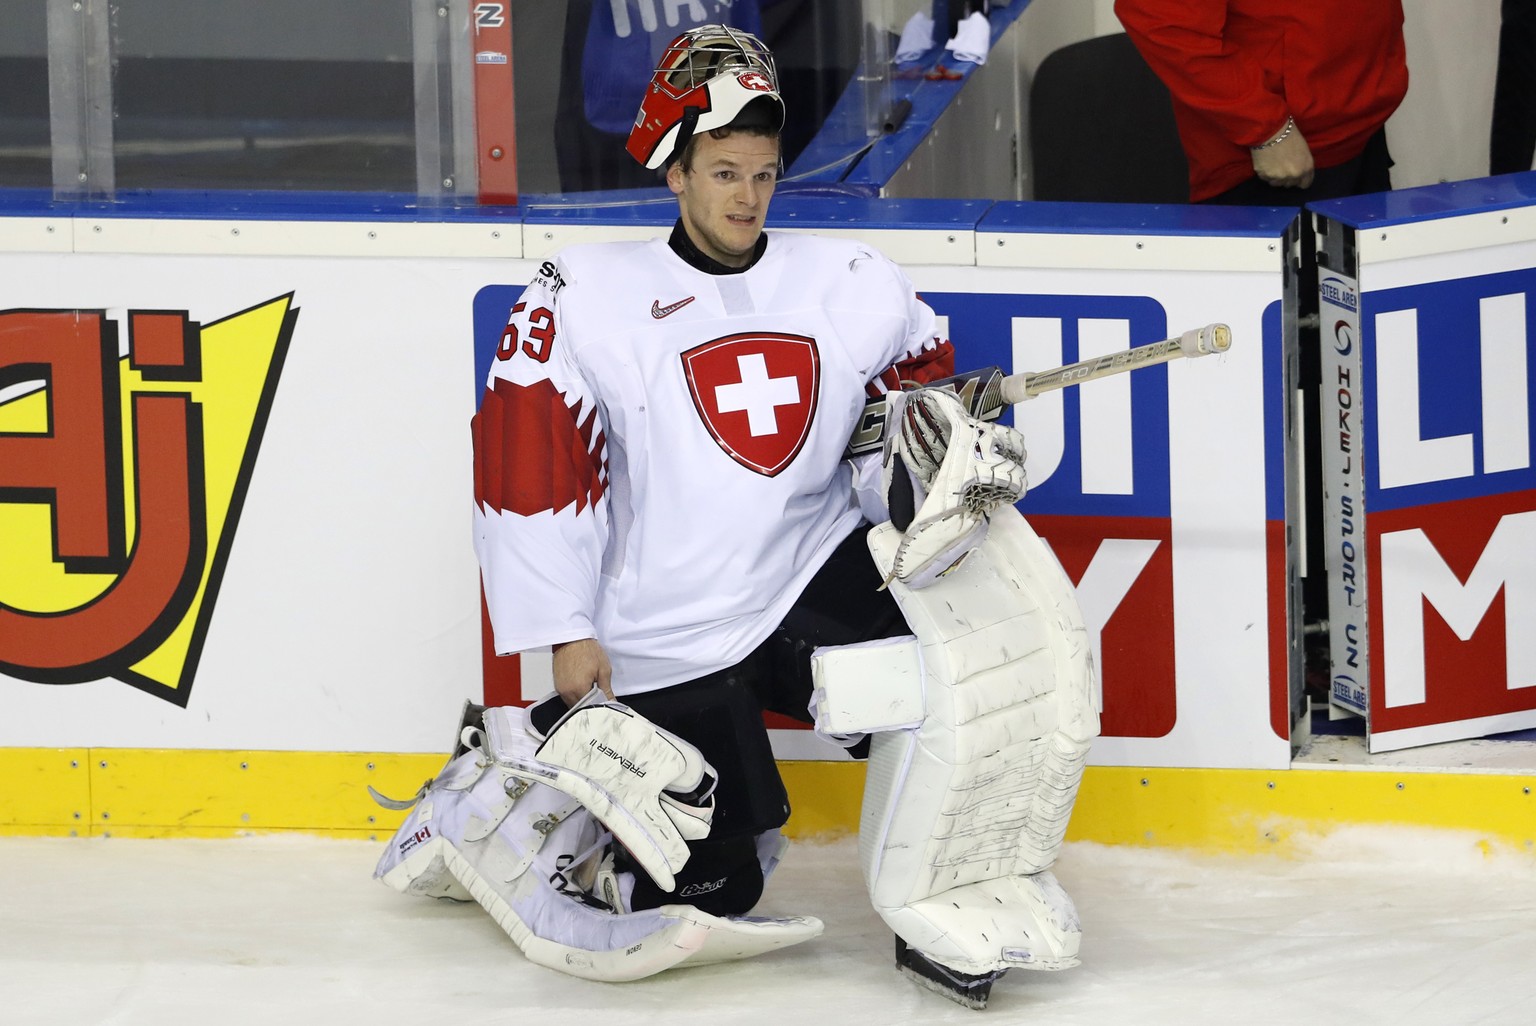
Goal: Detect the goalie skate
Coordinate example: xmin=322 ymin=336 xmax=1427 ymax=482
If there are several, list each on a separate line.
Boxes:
xmin=894 ymin=936 xmax=1004 ymax=1011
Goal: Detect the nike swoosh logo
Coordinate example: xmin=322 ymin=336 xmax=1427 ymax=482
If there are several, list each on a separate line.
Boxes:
xmin=651 ymin=296 xmax=696 ymax=319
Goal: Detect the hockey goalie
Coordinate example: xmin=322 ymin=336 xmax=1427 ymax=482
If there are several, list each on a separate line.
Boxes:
xmin=372 ymin=22 xmax=1101 ymax=1010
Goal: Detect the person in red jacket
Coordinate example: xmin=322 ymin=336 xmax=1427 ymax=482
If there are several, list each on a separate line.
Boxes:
xmin=1114 ymin=0 xmax=1409 ymax=203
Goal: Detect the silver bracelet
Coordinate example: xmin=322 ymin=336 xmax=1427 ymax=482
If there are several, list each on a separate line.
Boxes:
xmin=1252 ymin=116 xmax=1295 ymax=150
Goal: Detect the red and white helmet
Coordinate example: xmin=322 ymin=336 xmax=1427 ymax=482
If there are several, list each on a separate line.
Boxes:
xmin=626 ymin=24 xmax=785 ymax=170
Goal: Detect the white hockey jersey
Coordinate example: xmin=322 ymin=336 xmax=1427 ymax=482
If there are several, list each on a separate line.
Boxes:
xmin=473 ymin=231 xmax=950 ymax=695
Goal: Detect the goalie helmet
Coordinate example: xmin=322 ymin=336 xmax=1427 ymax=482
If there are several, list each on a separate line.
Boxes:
xmin=626 ymin=24 xmax=785 ymax=170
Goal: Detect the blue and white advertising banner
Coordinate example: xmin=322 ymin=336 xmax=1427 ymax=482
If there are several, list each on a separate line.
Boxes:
xmin=1317 ymin=195 xmax=1536 ymax=752
xmin=912 ymin=259 xmax=1292 ymax=770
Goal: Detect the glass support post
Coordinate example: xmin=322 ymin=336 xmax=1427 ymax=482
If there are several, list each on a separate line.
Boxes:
xmin=412 ymin=0 xmax=478 ymax=205
xmin=46 ymin=0 xmax=115 ymax=199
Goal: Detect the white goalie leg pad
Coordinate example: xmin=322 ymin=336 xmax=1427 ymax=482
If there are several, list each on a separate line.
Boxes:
xmin=372 ymin=749 xmax=482 ymax=902
xmin=837 ymin=506 xmax=1099 ymax=977
xmin=374 ymin=735 xmax=822 ymax=981
xmin=882 ymin=388 xmax=1029 ymax=588
xmin=484 ymin=691 xmax=715 ymax=893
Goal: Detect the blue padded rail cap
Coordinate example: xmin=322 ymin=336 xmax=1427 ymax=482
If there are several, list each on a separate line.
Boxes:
xmin=768 ymin=195 xmax=990 ymax=230
xmin=518 ymin=187 xmax=677 ymax=225
xmin=1311 ymin=171 xmax=1536 ymax=229
xmin=981 ymin=200 xmax=1297 ymax=238
xmin=515 ymin=192 xmax=991 ymax=232
xmin=0 ymin=188 xmax=61 ymax=215
xmin=0 ymin=188 xmax=521 ymax=222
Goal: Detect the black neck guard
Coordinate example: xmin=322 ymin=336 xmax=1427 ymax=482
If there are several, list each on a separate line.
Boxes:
xmin=668 ymin=218 xmax=768 ymax=275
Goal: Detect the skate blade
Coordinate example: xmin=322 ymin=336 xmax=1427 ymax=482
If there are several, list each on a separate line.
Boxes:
xmin=897 ymin=960 xmax=993 ymax=1010
xmin=894 ymin=936 xmax=1003 ymax=1011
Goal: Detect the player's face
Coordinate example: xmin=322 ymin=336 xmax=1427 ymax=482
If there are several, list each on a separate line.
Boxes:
xmin=668 ymin=131 xmax=780 ymax=268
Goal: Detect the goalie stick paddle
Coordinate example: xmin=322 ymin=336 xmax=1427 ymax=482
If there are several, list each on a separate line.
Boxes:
xmin=845 ymin=323 xmax=1231 ymax=458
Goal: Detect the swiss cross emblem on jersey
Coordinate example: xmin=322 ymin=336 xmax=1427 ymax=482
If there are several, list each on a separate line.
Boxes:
xmin=681 ymin=332 xmax=820 ymax=476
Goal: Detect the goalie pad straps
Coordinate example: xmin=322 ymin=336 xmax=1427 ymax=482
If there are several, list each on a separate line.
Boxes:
xmin=485 ymin=689 xmax=717 ymax=893
xmin=882 ymin=388 xmax=1028 ymax=588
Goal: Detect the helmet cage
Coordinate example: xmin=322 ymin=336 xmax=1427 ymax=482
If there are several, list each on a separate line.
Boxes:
xmin=626 ymin=25 xmax=784 ymax=170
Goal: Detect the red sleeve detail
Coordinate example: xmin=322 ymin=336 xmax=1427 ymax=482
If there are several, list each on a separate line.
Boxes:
xmin=866 ymin=339 xmax=956 ymax=398
xmin=473 ymin=378 xmax=606 ymax=517
xmin=897 ymin=339 xmax=956 ymax=386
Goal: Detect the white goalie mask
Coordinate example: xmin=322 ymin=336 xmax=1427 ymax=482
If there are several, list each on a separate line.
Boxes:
xmin=625 ymin=24 xmax=785 ymax=170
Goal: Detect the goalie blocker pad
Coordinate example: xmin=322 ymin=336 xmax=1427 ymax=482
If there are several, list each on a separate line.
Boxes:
xmin=373 ymin=708 xmax=822 ymax=982
xmin=487 ymin=689 xmax=717 ymax=892
xmin=814 ymin=506 xmax=1099 ymax=979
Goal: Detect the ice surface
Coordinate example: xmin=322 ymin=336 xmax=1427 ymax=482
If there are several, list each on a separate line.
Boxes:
xmin=3 ymin=829 xmax=1534 ymax=1025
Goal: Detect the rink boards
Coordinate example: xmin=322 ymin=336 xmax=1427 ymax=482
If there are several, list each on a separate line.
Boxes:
xmin=1315 ymin=181 xmax=1536 ymax=753
xmin=0 ymin=189 xmax=1532 ymax=849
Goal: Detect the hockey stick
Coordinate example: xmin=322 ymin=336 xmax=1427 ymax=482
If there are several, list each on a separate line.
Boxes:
xmin=846 ymin=323 xmax=1231 ymax=458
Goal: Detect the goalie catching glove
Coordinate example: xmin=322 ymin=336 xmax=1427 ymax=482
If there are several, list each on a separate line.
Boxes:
xmin=881 ymin=386 xmax=1028 ymax=587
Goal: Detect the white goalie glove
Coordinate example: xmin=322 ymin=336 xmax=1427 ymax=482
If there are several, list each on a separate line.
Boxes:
xmin=882 ymin=386 xmax=1028 ymax=587
xmin=493 ymin=689 xmax=716 ymax=892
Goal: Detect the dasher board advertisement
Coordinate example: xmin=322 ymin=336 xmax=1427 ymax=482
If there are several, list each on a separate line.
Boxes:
xmin=0 ymin=252 xmax=489 ymax=753
xmin=4 ymin=214 xmax=1291 ymax=772
xmin=1314 ymin=194 xmax=1536 ymax=753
